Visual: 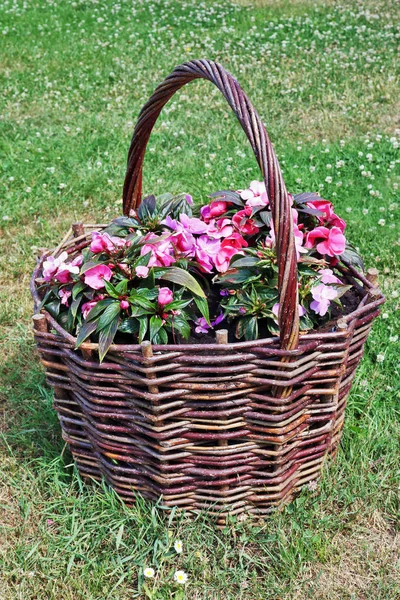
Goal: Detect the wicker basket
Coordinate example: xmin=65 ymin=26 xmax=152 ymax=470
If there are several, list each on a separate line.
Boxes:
xmin=31 ymin=60 xmax=384 ymax=520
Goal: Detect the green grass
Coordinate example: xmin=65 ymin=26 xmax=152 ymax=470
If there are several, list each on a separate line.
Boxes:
xmin=1 ymin=0 xmax=400 ymax=598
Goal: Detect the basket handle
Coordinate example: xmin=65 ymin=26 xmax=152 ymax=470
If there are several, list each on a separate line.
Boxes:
xmin=122 ymin=59 xmax=299 ymax=350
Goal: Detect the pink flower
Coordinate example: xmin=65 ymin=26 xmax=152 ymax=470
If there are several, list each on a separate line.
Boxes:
xmin=120 ymin=299 xmax=129 ymax=310
xmin=43 ymin=252 xmax=82 ymax=283
xmin=135 ymin=265 xmax=149 ymax=278
xmin=240 ymin=180 xmax=269 ymax=208
xmin=215 ymin=233 xmax=248 ymax=273
xmin=59 ymin=288 xmax=72 ymax=306
xmin=84 ymin=264 xmax=113 ymax=290
xmin=207 ymin=218 xmax=234 ymax=239
xmin=141 ymin=234 xmax=176 ymax=267
xmin=200 ymin=201 xmax=228 ymax=223
xmin=195 ymin=317 xmax=210 ymax=334
xmin=194 ymin=236 xmax=220 ymax=273
xmin=305 ymin=226 xmax=346 ymax=257
xmin=82 ymin=299 xmax=99 ymax=319
xmin=179 ymin=213 xmax=208 ymax=234
xmin=319 ymin=268 xmax=342 ymax=285
xmin=310 ymin=283 xmax=339 ymax=316
xmin=90 ymin=231 xmax=129 ymax=254
xmin=272 ymin=303 xmax=306 ymax=321
xmin=185 ymin=194 xmax=193 ymax=205
xmin=232 ymin=207 xmax=259 ymax=236
xmin=158 ymin=287 xmax=173 ymax=306
xmin=307 ymin=200 xmax=346 ymax=233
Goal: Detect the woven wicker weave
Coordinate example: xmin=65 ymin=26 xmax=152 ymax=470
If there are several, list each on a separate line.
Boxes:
xmin=31 ymin=60 xmax=384 ymax=520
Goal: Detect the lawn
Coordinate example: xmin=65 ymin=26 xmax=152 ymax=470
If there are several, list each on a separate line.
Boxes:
xmin=0 ymin=0 xmax=400 ymax=598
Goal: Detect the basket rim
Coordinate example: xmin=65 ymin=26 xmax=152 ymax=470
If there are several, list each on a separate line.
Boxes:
xmin=31 ymin=248 xmax=385 ymax=355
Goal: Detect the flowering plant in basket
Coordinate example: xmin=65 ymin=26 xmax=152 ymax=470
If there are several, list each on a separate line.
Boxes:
xmin=36 ymin=182 xmax=361 ymax=361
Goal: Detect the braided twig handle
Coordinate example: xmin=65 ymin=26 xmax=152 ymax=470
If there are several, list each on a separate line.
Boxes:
xmin=122 ymin=60 xmax=299 ymax=350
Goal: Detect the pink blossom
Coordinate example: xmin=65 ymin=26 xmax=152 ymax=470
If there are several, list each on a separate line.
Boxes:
xmin=82 ymin=299 xmax=99 ymax=319
xmin=307 ymin=200 xmax=346 ymax=233
xmin=200 ymin=201 xmax=228 ymax=223
xmin=305 ymin=226 xmax=346 ymax=257
xmin=207 ymin=218 xmax=234 ymax=239
xmin=319 ymin=268 xmax=342 ymax=285
xmin=135 ymin=265 xmax=149 ymax=278
xmin=195 ymin=235 xmax=221 ymax=273
xmin=84 ymin=264 xmax=112 ymax=290
xmin=232 ymin=206 xmax=259 ymax=236
xmin=120 ymin=300 xmax=129 ymax=310
xmin=158 ymin=287 xmax=173 ymax=306
xmin=179 ymin=213 xmax=208 ymax=234
xmin=195 ymin=317 xmax=210 ymax=334
xmin=215 ymin=233 xmax=248 ymax=273
xmin=240 ymin=180 xmax=269 ymax=208
xmin=272 ymin=303 xmax=306 ymax=321
xmin=185 ymin=194 xmax=193 ymax=205
xmin=310 ymin=283 xmax=339 ymax=316
xmin=90 ymin=231 xmax=129 ymax=254
xmin=43 ymin=251 xmax=81 ymax=283
xmin=59 ymin=288 xmax=72 ymax=306
xmin=141 ymin=234 xmax=176 ymax=267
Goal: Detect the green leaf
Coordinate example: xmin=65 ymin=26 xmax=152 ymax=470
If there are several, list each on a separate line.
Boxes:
xmin=163 ymin=299 xmax=193 ymax=312
xmin=103 ymin=279 xmax=120 ymax=299
xmin=118 ymin=318 xmax=140 ymax=335
xmin=236 ymin=316 xmax=258 ymax=341
xmin=133 ymin=251 xmax=152 ymax=268
xmin=153 ymin=327 xmax=168 ymax=344
xmin=171 ymin=315 xmax=190 ymax=339
xmin=149 ymin=315 xmax=163 ymax=342
xmin=230 ymin=256 xmax=259 ymax=268
xmin=44 ymin=299 xmax=61 ymax=319
xmin=115 ymin=279 xmax=128 ymax=295
xmin=160 ymin=267 xmax=205 ymax=297
xmin=72 ymin=280 xmax=86 ymax=300
xmin=193 ymin=296 xmax=210 ymax=325
xmin=98 ymin=316 xmax=120 ymax=362
xmin=138 ymin=316 xmax=148 ymax=343
xmin=75 ymin=319 xmax=98 ymax=348
xmin=97 ymin=302 xmax=120 ymax=330
xmin=128 ymin=292 xmax=156 ymax=310
xmin=85 ymin=297 xmax=115 ymax=321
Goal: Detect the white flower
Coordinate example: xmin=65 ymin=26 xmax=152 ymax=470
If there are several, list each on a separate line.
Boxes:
xmin=59 ymin=183 xmax=66 ymax=190
xmin=376 ymin=353 xmax=385 ymax=363
xmin=143 ymin=567 xmax=155 ymax=579
xmin=362 ymin=209 xmax=369 ymax=215
xmin=325 ymin=176 xmax=332 ymax=183
xmin=389 ymin=335 xmax=398 ymax=343
xmin=174 ymin=570 xmax=188 ymax=584
xmin=174 ymin=540 xmax=183 ymax=554
xmin=381 ymin=313 xmax=389 ymax=319
xmin=378 ymin=219 xmax=385 ymax=226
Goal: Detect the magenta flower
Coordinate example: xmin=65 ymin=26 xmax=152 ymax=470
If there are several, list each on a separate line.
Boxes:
xmin=194 ymin=235 xmax=221 ymax=273
xmin=59 ymin=288 xmax=72 ymax=306
xmin=158 ymin=287 xmax=173 ymax=306
xmin=90 ymin=231 xmax=129 ymax=254
xmin=178 ymin=213 xmax=208 ymax=234
xmin=43 ymin=252 xmax=82 ymax=283
xmin=120 ymin=299 xmax=129 ymax=310
xmin=200 ymin=200 xmax=228 ymax=223
xmin=214 ymin=233 xmax=248 ymax=273
xmin=195 ymin=317 xmax=210 ymax=334
xmin=135 ymin=265 xmax=149 ymax=278
xmin=207 ymin=218 xmax=234 ymax=239
xmin=141 ymin=234 xmax=176 ymax=267
xmin=310 ymin=283 xmax=338 ymax=316
xmin=307 ymin=200 xmax=346 ymax=233
xmin=84 ymin=264 xmax=112 ymax=290
xmin=185 ymin=194 xmax=193 ymax=206
xmin=305 ymin=226 xmax=346 ymax=257
xmin=82 ymin=299 xmax=99 ymax=319
xmin=232 ymin=207 xmax=259 ymax=236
